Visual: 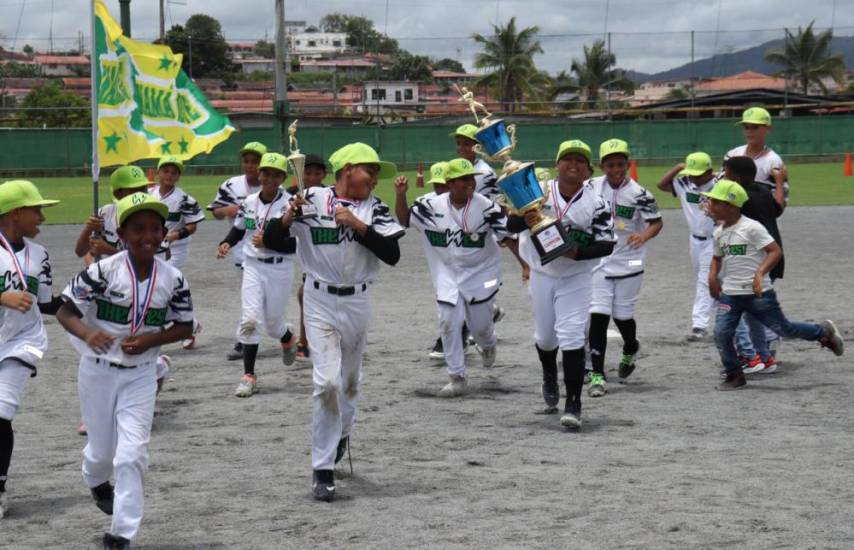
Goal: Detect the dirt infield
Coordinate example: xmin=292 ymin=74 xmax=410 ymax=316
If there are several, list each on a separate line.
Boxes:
xmin=4 ymin=206 xmax=853 ymax=549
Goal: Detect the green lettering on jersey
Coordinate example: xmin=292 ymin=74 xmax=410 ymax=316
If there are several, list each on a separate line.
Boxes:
xmin=685 ymin=192 xmax=700 ymax=204
xmin=167 ymin=212 xmax=181 ymax=222
xmin=614 ymin=204 xmax=635 ymax=219
xmin=425 ymin=230 xmax=448 ymax=247
xmin=0 ymin=273 xmax=38 ymax=295
xmin=94 ymin=299 xmax=168 ymax=327
xmin=722 ymin=244 xmax=747 ymax=256
xmin=462 ymin=233 xmax=486 ymax=248
xmin=244 ymin=219 xmax=257 ymax=230
xmin=567 ymin=229 xmax=594 ymax=246
xmin=310 ymin=226 xmax=340 ymax=245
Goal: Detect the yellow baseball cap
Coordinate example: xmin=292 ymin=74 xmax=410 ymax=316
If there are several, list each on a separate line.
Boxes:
xmin=329 ymin=143 xmax=397 ymax=180
xmin=110 ymin=165 xmax=151 ymax=193
xmin=0 ymin=180 xmax=59 ymax=215
xmin=427 ymin=162 xmax=448 ymax=185
xmin=701 ymin=179 xmax=748 ymax=208
xmin=443 ymin=158 xmax=482 ymax=181
xmin=556 ymin=139 xmax=593 ymax=163
xmin=259 ymin=152 xmax=289 ymax=173
xmin=600 ymin=139 xmax=630 ymax=161
xmin=679 ymin=152 xmax=713 ymax=177
xmin=116 ymin=192 xmax=169 ymax=226
xmin=448 ymin=124 xmax=479 ymax=142
xmin=738 ymin=107 xmax=771 ymax=126
xmin=157 ymin=155 xmax=184 ymax=172
xmin=240 ymin=142 xmax=268 ymax=157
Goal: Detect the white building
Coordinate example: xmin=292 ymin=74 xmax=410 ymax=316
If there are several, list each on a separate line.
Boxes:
xmin=237 ymin=58 xmax=276 ymax=75
xmin=358 ymin=81 xmax=420 ymax=114
xmin=288 ymin=28 xmax=347 ymax=61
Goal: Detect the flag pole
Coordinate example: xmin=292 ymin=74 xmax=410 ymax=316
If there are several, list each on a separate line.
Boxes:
xmin=90 ymin=0 xmax=100 ymax=215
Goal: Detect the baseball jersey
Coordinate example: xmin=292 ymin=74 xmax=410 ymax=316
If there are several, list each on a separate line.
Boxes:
xmin=588 ymin=176 xmax=661 ymax=277
xmin=474 ymin=159 xmax=499 ymax=201
xmin=233 ymin=187 xmax=293 ymax=260
xmin=410 ymin=192 xmax=510 ymax=304
xmin=0 ymin=239 xmax=52 ymax=371
xmin=291 ymin=186 xmax=404 ymax=286
xmin=671 ymin=175 xmax=716 ymax=238
xmin=723 ymin=145 xmax=789 ymax=199
xmin=208 ymin=175 xmax=262 ymax=264
xmin=96 ymin=203 xmax=122 ymax=249
xmin=62 ymin=252 xmax=194 ymax=366
xmin=519 ymin=179 xmax=615 ymax=278
xmin=149 ymin=185 xmax=205 ymax=258
xmin=713 ymin=215 xmax=775 ymax=296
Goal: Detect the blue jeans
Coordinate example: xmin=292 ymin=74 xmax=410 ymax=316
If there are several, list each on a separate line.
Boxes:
xmin=734 ymin=317 xmax=757 ymax=358
xmin=715 ymin=290 xmax=824 ymax=374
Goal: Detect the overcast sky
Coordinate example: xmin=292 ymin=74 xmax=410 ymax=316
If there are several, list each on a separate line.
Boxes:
xmin=2 ymin=0 xmax=852 ymax=75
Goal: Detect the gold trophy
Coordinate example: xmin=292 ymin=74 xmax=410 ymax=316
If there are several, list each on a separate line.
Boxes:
xmin=455 ymin=87 xmax=573 ymax=264
xmin=287 ymin=120 xmax=316 ymax=219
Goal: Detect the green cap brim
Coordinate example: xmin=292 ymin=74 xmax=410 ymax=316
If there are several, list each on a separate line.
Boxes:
xmin=556 ymin=147 xmax=592 ymax=163
xmin=679 ymin=167 xmax=709 ymax=177
xmin=119 ymin=202 xmax=169 ymax=226
xmin=427 ymin=178 xmax=446 ymax=185
xmin=374 ymin=161 xmax=397 ymax=180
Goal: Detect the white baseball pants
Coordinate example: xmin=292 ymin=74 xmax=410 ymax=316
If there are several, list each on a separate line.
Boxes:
xmin=529 ymin=270 xmax=591 ymax=351
xmin=304 ymin=280 xmax=369 ymax=471
xmin=689 ymin=235 xmax=715 ymax=331
xmin=0 ymin=359 xmax=31 ymax=421
xmin=78 ymin=356 xmax=157 ymax=541
xmin=590 ymin=271 xmax=644 ymax=320
xmin=438 ymin=294 xmax=498 ymax=378
xmin=237 ymin=258 xmax=294 ymax=345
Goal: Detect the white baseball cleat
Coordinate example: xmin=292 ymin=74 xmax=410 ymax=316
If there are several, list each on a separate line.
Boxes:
xmin=438 ymin=375 xmax=467 ymax=397
xmin=234 ymin=374 xmax=258 ymax=397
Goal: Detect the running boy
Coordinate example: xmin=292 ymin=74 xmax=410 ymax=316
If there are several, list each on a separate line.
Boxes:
xmin=57 ymin=193 xmax=194 ymax=548
xmin=216 ymin=153 xmax=298 ymax=397
xmin=703 ymin=180 xmax=843 ymax=390
xmin=0 ymin=180 xmax=59 ymax=519
xmin=587 ymin=139 xmax=663 ymax=396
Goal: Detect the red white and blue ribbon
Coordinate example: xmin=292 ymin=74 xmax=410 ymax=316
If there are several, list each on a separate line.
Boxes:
xmin=551 ymin=181 xmax=584 ymax=221
xmin=448 ymin=194 xmax=474 ymax=236
xmin=0 ymin=231 xmax=28 ymax=291
xmin=125 ymin=255 xmax=158 ymax=335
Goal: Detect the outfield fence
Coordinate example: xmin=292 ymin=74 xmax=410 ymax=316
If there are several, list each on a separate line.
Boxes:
xmin=1 ymin=115 xmax=853 ymax=176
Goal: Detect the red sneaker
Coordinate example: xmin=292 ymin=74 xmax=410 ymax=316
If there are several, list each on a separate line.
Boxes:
xmin=755 ymin=356 xmax=777 ymax=374
xmin=742 ymin=354 xmax=766 ymax=374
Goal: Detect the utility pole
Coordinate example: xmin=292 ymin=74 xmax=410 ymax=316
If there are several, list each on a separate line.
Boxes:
xmin=275 ymin=0 xmax=289 ymax=152
xmin=159 ymin=0 xmax=165 ymax=41
xmin=188 ymin=35 xmax=193 ymax=79
xmin=119 ymin=0 xmax=131 ymax=37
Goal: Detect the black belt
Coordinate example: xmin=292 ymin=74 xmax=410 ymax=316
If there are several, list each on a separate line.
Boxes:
xmin=253 ymin=256 xmax=285 ymax=264
xmin=95 ymin=357 xmax=137 ymax=369
xmin=313 ymin=280 xmax=367 ymax=296
xmin=691 ymin=234 xmax=709 ymax=241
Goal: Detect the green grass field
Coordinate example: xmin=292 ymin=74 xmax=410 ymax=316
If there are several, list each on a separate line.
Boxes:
xmin=24 ymin=162 xmax=854 ymax=225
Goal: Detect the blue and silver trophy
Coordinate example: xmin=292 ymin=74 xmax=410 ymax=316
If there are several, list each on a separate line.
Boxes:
xmin=456 ymin=87 xmax=573 ymax=264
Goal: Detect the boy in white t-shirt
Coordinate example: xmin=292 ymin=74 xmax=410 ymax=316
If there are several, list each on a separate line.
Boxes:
xmin=704 ymin=180 xmax=843 ymax=391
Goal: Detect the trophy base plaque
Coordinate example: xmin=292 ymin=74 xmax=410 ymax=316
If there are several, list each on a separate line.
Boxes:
xmin=293 ymin=204 xmax=317 ymax=220
xmin=530 ymin=218 xmax=574 ymax=265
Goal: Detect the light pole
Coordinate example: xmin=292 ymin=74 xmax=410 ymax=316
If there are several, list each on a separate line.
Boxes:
xmin=118 ymin=0 xmax=131 ymax=37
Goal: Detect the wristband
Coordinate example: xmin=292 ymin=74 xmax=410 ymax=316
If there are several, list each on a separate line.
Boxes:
xmin=177 ymin=227 xmax=191 ymax=239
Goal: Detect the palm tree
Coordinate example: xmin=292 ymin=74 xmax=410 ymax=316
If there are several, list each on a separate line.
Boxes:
xmin=569 ymin=40 xmax=634 ymax=108
xmin=765 ymin=21 xmax=845 ymax=95
xmin=471 ymin=17 xmax=543 ymax=112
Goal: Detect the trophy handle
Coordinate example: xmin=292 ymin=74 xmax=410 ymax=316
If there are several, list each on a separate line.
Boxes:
xmin=474 ymin=144 xmax=500 ymax=164
xmin=507 ymin=124 xmax=517 ymax=153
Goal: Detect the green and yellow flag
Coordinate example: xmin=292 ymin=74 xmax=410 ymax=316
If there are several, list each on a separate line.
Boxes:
xmin=94 ymin=0 xmax=234 ymax=167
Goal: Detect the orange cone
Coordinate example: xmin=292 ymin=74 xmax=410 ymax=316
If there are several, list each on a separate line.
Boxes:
xmin=630 ymin=159 xmax=639 ymax=182
xmin=147 ymin=168 xmax=155 ymax=182
xmin=845 ymin=153 xmax=852 ymax=177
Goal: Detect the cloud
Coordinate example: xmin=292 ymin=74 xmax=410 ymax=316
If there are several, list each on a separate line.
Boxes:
xmin=1 ymin=0 xmax=849 ymax=75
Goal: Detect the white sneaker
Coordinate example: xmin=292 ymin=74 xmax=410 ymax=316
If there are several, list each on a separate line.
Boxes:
xmin=182 ymin=319 xmax=202 ymax=350
xmin=0 ymin=491 xmax=8 ymax=519
xmin=438 ymin=375 xmax=467 ymax=397
xmin=234 ymin=374 xmax=257 ymax=397
xmin=476 ymin=345 xmax=496 ymax=368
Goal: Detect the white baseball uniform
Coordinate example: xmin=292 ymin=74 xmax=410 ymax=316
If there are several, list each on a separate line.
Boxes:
xmin=208 ymin=175 xmax=262 ymax=267
xmin=588 ymin=176 xmax=661 ymax=320
xmin=409 ymin=192 xmax=509 ymax=377
xmin=232 ymin=188 xmax=294 ymax=345
xmin=149 ymin=186 xmax=205 ymax=269
xmin=96 ymin=203 xmax=122 ymax=251
xmin=723 ymin=145 xmax=788 ymax=202
xmin=672 ymin=175 xmax=717 ymax=330
xmin=520 ymin=180 xmax=614 ymax=351
xmin=474 ymin=159 xmax=499 ymax=201
xmin=289 ymin=186 xmax=404 ymax=471
xmin=0 ymin=238 xmax=52 ymax=421
xmin=62 ymin=252 xmax=193 ymax=541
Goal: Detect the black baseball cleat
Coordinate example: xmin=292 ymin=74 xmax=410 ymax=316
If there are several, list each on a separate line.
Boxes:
xmin=428 ymin=337 xmax=444 ymax=360
xmin=102 ymin=532 xmax=130 ymax=549
xmin=334 ymin=436 xmax=349 ymax=465
xmin=91 ymin=482 xmax=114 ymax=515
xmin=560 ymin=399 xmax=582 ymax=430
xmin=312 ymin=469 xmax=336 ymax=502
xmin=226 ymin=342 xmax=244 ymax=361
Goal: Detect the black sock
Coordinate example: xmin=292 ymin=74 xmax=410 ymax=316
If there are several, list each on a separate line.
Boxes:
xmin=562 ymin=348 xmax=586 ymax=409
xmin=279 ymin=329 xmax=294 ymax=344
xmin=0 ymin=419 xmax=12 ymax=493
xmin=589 ymin=313 xmax=610 ymax=375
xmin=243 ymin=344 xmax=259 ymax=376
xmin=536 ymin=345 xmax=558 ymax=386
xmin=614 ymin=318 xmax=639 ymax=356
